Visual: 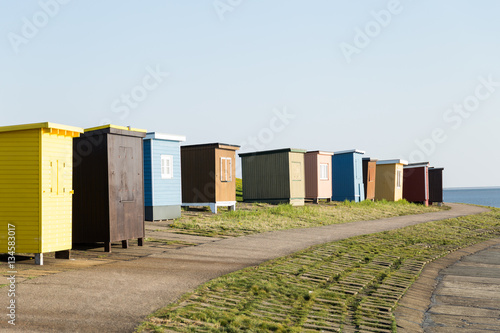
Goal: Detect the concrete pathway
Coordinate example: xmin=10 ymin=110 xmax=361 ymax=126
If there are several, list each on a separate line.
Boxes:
xmin=395 ymin=238 xmax=500 ymax=332
xmin=0 ymin=203 xmax=488 ymax=333
xmin=424 ymin=241 xmax=500 ymax=332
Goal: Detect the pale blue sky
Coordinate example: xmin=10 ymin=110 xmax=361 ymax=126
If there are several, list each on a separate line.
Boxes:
xmin=1 ymin=1 xmax=499 ymax=187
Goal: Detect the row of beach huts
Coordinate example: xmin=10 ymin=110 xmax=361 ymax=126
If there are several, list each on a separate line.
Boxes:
xmin=0 ymin=122 xmax=444 ymax=265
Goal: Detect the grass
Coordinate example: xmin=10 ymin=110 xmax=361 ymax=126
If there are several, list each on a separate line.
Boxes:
xmin=172 ymin=199 xmax=443 ymax=237
xmin=137 ymin=208 xmax=500 ymax=332
xmin=236 ymin=178 xmax=243 ymax=202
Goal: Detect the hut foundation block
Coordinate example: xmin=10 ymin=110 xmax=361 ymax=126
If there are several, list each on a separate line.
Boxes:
xmin=34 ymin=254 xmax=43 ymax=265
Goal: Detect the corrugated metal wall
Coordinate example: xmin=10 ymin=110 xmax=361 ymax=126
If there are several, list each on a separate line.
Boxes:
xmin=241 ymin=152 xmax=290 ymax=201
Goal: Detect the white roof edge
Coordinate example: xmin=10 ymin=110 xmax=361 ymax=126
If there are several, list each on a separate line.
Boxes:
xmin=377 ymin=159 xmax=408 ymax=165
xmin=333 ymin=149 xmax=365 ymax=155
xmin=404 ymin=162 xmax=430 ymax=169
xmin=145 ymin=132 xmax=186 ymax=142
xmin=306 ymin=150 xmax=334 ymax=155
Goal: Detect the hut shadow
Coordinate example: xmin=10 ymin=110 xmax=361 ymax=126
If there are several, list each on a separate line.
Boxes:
xmin=0 ymin=254 xmax=33 ymax=262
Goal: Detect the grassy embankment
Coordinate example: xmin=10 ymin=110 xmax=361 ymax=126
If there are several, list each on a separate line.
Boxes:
xmin=173 ymin=202 xmax=442 ymax=238
xmin=138 ymin=208 xmax=500 ymax=332
xmin=173 ymin=178 xmax=442 ymax=238
xmin=175 ymin=178 xmax=443 ymax=237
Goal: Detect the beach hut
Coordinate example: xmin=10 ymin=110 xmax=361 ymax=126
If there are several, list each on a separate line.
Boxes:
xmin=239 ymin=148 xmax=306 ymax=206
xmin=0 ymin=122 xmax=83 ymax=265
xmin=403 ymin=162 xmax=430 ymax=206
xmin=143 ymin=132 xmax=186 ymax=221
xmin=362 ymin=157 xmax=377 ymax=201
xmin=375 ymin=159 xmax=408 ymax=201
xmin=72 ymin=125 xmax=147 ymax=252
xmin=305 ymin=151 xmax=334 ymax=203
xmin=331 ymin=149 xmax=365 ymax=202
xmin=428 ymin=167 xmax=444 ymax=205
xmin=181 ymin=143 xmax=240 ymax=213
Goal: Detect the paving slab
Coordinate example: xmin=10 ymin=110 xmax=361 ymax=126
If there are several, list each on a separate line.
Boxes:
xmin=0 ymin=203 xmax=488 ymax=332
xmin=395 ymin=237 xmax=500 ymax=333
xmin=396 ymin=231 xmax=500 ymax=332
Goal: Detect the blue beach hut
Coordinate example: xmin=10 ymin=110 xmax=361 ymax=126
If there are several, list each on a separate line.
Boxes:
xmin=143 ymin=132 xmax=186 ymax=220
xmin=332 ymin=149 xmax=365 ymax=202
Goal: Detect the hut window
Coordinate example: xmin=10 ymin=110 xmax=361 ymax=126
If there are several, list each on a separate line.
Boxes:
xmin=220 ymin=157 xmax=232 ymax=182
xmin=161 ymin=155 xmax=173 ymax=179
xmin=320 ymin=164 xmax=329 ymax=180
xmin=397 ymin=170 xmax=402 ymax=188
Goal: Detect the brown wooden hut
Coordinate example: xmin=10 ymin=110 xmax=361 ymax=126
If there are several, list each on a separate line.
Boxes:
xmin=181 ymin=143 xmax=240 ymax=213
xmin=72 ymin=125 xmax=147 ymax=252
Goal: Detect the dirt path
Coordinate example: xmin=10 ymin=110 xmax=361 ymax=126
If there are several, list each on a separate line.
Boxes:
xmin=0 ymin=203 xmax=488 ymax=333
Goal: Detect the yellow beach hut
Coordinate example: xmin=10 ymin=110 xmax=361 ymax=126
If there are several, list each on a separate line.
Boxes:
xmin=374 ymin=159 xmax=408 ymax=201
xmin=0 ymin=122 xmax=83 ymax=265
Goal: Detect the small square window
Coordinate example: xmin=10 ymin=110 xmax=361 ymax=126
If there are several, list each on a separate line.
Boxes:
xmin=161 ymin=155 xmax=173 ymax=179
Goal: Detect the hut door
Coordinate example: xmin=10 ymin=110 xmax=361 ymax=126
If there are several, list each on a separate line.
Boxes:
xmin=111 ymin=144 xmax=144 ymax=240
xmin=117 ymin=146 xmax=135 ymax=203
xmin=290 ymin=161 xmax=303 ymax=197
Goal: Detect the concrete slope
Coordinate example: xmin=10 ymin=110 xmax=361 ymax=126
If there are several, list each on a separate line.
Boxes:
xmin=0 ymin=203 xmax=488 ymax=333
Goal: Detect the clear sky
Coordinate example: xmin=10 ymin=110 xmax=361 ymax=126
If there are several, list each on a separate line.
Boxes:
xmin=1 ymin=1 xmax=499 ymax=188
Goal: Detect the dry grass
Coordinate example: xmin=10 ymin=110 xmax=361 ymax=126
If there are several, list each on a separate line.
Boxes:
xmin=172 ymin=200 xmax=444 ymax=237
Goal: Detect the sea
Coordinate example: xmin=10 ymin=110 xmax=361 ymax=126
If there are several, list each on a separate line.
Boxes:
xmin=443 ymin=187 xmax=500 ymax=208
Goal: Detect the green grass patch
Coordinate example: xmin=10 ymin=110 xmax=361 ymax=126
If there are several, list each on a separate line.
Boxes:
xmin=172 ymin=199 xmax=443 ymax=237
xmin=235 ymin=178 xmax=243 ymax=202
xmin=137 ymin=208 xmax=500 ymax=332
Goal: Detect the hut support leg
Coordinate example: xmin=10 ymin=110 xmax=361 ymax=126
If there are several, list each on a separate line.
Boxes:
xmin=209 ymin=203 xmax=218 ymax=214
xmin=138 ymin=238 xmax=144 ymax=246
xmin=104 ymin=242 xmax=111 ymax=253
xmin=326 ymin=198 xmax=331 ymax=203
xmin=35 ymin=253 xmax=43 ymax=265
xmin=55 ymin=250 xmax=70 ymax=259
xmin=122 ymin=240 xmax=129 ymax=249
xmin=228 ymin=204 xmax=236 ymax=212
xmin=313 ymin=199 xmax=319 ymax=204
